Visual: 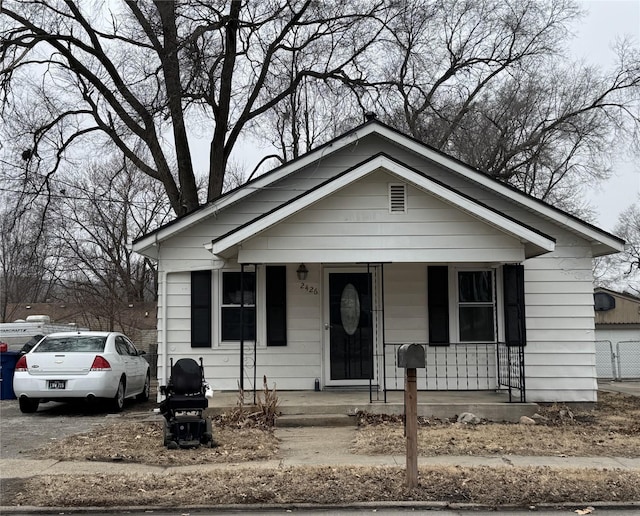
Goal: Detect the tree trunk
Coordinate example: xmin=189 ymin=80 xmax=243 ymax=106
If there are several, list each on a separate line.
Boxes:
xmin=208 ymin=0 xmax=241 ymax=201
xmin=155 ymin=0 xmax=199 ymax=213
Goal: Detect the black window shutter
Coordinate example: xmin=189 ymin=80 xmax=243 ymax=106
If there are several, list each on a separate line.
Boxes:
xmin=428 ymin=266 xmax=449 ymax=345
xmin=191 ymin=270 xmax=212 ymax=348
xmin=503 ymin=264 xmax=526 ymax=346
xmin=266 ymin=265 xmax=287 ymax=346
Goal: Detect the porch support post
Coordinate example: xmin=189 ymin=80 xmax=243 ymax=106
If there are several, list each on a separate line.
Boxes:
xmin=240 ymin=263 xmax=245 ymax=392
xmin=405 ymin=367 xmax=418 ymax=488
xmin=381 ymin=263 xmax=387 ymax=403
xmin=253 ymin=263 xmax=258 ymax=405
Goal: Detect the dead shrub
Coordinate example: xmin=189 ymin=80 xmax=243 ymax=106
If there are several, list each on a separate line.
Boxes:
xmin=213 ymin=375 xmax=279 ymax=429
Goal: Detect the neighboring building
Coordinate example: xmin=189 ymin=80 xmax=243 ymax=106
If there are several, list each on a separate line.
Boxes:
xmin=133 ymin=119 xmax=624 ymax=403
xmin=594 ymin=288 xmax=640 ymax=380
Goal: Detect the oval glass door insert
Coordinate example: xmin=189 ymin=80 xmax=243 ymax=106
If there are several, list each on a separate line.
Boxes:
xmin=340 ymin=283 xmax=360 ymax=335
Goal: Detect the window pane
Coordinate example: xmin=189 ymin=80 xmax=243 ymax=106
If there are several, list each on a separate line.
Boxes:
xmin=221 ymin=307 xmax=256 ymax=341
xmin=459 ymin=306 xmax=495 ymax=341
xmin=35 ymin=336 xmax=106 ymax=353
xmin=458 ymin=271 xmax=493 ymax=302
xmin=223 ymin=272 xmax=256 ymax=305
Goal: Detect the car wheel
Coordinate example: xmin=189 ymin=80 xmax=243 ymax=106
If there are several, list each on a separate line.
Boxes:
xmin=137 ymin=372 xmax=150 ymax=402
xmin=18 ymin=397 xmax=39 ymax=413
xmin=112 ymin=377 xmax=125 ymax=412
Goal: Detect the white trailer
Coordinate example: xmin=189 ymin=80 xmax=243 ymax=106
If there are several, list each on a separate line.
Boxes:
xmin=0 ymin=315 xmax=89 ymax=351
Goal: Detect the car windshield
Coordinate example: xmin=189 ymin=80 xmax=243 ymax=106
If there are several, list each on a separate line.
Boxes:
xmin=34 ymin=336 xmax=106 ymax=353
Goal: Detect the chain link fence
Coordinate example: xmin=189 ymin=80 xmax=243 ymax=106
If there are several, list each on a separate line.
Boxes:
xmin=596 ymin=340 xmax=640 ymax=380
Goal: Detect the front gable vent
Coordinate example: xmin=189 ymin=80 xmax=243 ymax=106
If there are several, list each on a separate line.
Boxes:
xmin=389 ymin=183 xmax=407 ymax=213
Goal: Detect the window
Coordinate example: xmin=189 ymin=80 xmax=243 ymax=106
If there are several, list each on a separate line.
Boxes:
xmin=594 ymin=292 xmax=616 ymax=311
xmin=221 ymin=271 xmax=256 ymax=341
xmin=457 ymin=270 xmax=495 ymax=342
xmin=115 ymin=336 xmax=138 ymax=356
xmin=34 ymin=336 xmax=106 ymax=353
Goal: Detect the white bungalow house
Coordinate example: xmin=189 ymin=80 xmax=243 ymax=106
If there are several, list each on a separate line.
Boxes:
xmin=133 ymin=119 xmax=624 ymax=403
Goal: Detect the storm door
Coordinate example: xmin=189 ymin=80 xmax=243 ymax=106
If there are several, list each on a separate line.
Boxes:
xmin=327 ymin=272 xmax=373 ymax=383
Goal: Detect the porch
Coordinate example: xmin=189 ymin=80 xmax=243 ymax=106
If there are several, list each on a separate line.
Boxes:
xmin=224 ymin=262 xmax=527 ymax=402
xmin=205 ymin=388 xmax=538 ymax=425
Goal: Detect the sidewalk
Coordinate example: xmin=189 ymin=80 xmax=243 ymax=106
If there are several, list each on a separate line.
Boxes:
xmin=2 ymin=426 xmax=640 ymax=480
xmin=3 ymin=426 xmax=640 ymax=514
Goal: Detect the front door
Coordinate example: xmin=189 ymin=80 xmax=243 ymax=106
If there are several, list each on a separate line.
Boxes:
xmin=327 ymin=272 xmax=373 ymax=384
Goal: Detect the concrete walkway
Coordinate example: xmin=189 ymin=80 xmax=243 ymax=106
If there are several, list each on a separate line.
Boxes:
xmin=598 ymin=380 xmax=640 ymax=397
xmin=3 ymin=384 xmax=640 ymax=512
xmin=2 ymin=426 xmax=640 ymax=481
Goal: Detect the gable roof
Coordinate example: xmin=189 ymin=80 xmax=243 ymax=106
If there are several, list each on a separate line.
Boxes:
xmin=207 ymin=153 xmax=556 ymax=260
xmin=133 ymin=119 xmax=624 ymax=258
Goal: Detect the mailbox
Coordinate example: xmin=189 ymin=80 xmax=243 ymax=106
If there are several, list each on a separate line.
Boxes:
xmin=397 ymin=344 xmax=425 ymax=369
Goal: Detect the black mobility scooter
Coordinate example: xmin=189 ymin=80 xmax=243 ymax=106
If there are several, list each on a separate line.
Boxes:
xmin=159 ymin=357 xmax=214 ymax=449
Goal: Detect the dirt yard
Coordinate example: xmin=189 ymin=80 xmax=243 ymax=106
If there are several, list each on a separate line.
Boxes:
xmin=3 ymin=391 xmax=640 ymax=508
xmin=355 ymin=391 xmax=640 ymax=457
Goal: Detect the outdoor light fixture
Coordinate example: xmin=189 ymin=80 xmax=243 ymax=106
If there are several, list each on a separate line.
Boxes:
xmin=296 ymin=263 xmax=308 ymax=281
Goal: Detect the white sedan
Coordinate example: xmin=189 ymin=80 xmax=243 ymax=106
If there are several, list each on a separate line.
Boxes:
xmin=13 ymin=331 xmax=150 ymax=413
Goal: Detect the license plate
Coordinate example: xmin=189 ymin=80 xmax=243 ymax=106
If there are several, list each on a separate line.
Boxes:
xmin=48 ymin=380 xmax=66 ymax=390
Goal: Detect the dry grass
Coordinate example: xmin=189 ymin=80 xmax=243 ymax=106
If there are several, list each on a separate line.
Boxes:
xmin=4 ymin=391 xmax=640 ymax=508
xmin=33 ymin=421 xmax=278 ymax=466
xmin=6 ymin=466 xmax=640 ymax=508
xmin=354 ymin=391 xmax=640 ymax=457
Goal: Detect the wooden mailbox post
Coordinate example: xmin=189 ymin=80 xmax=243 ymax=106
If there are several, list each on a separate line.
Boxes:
xmin=397 ymin=344 xmax=426 ymax=488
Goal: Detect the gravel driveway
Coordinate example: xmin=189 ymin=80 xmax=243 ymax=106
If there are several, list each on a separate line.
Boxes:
xmin=0 ymin=396 xmax=158 ymax=459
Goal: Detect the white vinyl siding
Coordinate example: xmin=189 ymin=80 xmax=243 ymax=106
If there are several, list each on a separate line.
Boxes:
xmin=522 ymin=247 xmax=598 ymax=402
xmin=157 ymin=264 xmax=324 ymax=392
xmin=238 ymin=170 xmax=525 ymax=264
xmin=149 ymin=131 xmax=606 ymax=401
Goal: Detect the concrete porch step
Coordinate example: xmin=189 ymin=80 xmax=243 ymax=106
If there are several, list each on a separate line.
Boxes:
xmin=276 ymin=413 xmax=357 ymax=427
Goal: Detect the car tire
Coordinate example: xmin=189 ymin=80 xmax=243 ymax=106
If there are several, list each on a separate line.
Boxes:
xmin=137 ymin=372 xmax=150 ymax=402
xmin=18 ymin=397 xmax=39 ymax=413
xmin=112 ymin=377 xmax=126 ymax=412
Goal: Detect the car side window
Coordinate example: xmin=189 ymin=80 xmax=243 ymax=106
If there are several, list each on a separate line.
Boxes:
xmin=115 ymin=336 xmax=129 ymax=356
xmin=123 ymin=337 xmax=139 ymax=356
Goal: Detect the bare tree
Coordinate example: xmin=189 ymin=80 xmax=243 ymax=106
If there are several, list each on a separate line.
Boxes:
xmin=365 ymin=0 xmax=640 ymax=215
xmin=0 ymin=194 xmax=61 ymax=322
xmin=51 ymin=157 xmax=171 ymax=330
xmin=595 ymin=201 xmax=640 ymax=295
xmin=1 ymin=0 xmax=389 ymax=216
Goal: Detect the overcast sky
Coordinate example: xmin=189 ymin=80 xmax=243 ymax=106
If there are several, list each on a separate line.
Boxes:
xmin=574 ymin=0 xmax=640 ymax=231
xmin=223 ymin=1 xmax=640 ymax=233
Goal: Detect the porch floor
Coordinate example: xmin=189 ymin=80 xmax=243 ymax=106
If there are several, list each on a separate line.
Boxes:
xmin=205 ymin=389 xmax=537 ymax=423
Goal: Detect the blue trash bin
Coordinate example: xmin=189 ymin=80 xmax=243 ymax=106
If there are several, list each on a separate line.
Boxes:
xmin=0 ymin=351 xmax=20 ymax=400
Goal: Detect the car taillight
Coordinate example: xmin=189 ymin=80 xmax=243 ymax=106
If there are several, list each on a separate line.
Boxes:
xmin=90 ymin=356 xmax=111 ymax=371
xmin=15 ymin=355 xmax=28 ymax=372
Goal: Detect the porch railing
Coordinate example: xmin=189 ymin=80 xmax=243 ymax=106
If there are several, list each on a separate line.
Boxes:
xmin=496 ymin=342 xmax=526 ymax=402
xmin=384 ymin=342 xmax=526 ymax=402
